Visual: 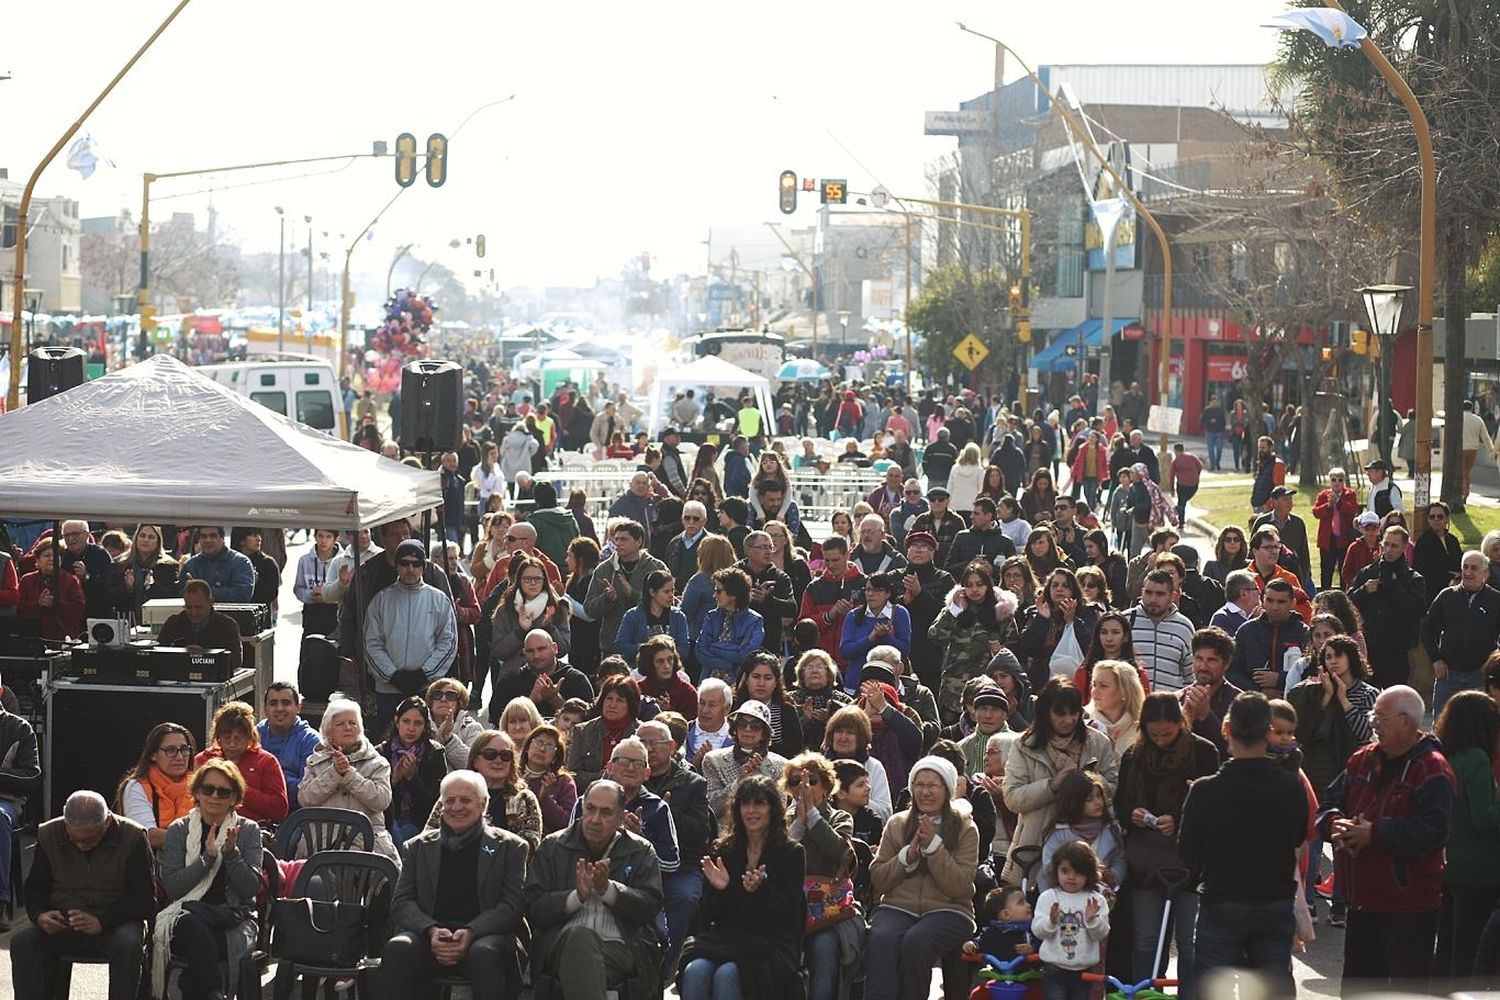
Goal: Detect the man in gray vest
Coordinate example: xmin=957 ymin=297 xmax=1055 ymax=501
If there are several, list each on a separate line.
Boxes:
xmin=16 ymin=791 xmax=154 ymax=1000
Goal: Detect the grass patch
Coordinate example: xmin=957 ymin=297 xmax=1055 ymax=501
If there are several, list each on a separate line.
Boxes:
xmin=1187 ymin=485 xmax=1500 ymax=583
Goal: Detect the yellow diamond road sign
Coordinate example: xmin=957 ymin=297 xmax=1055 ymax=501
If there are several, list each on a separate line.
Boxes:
xmin=954 ymin=334 xmax=989 ymax=370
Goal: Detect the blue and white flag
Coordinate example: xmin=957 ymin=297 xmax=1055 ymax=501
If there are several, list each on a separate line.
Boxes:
xmin=65 ymin=134 xmax=115 ymax=179
xmin=1263 ymin=8 xmax=1368 ymax=48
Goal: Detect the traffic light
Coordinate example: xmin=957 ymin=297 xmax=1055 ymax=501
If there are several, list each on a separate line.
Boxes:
xmin=1017 ymin=320 xmax=1032 ymax=344
xmin=1351 ymin=329 xmax=1370 ymax=355
xmin=820 ymin=178 xmax=847 ymax=205
xmin=1008 ymin=283 xmax=1023 ymax=312
xmin=139 ymin=305 xmax=156 ymax=331
xmin=779 ymin=170 xmax=798 ymax=215
xmin=394 ymin=133 xmax=418 ymax=188
xmin=475 ymin=234 xmax=486 ymax=258
xmin=425 ymin=133 xmax=448 ymax=188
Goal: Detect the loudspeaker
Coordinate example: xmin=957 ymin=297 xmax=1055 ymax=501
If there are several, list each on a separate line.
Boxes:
xmin=399 ymin=359 xmax=463 ymax=453
xmin=27 ymin=346 xmax=86 ymax=403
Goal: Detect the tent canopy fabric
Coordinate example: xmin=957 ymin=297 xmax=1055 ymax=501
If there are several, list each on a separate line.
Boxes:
xmin=0 ymin=354 xmax=440 ymax=530
xmin=647 ymin=356 xmax=775 ymax=435
xmin=1030 ymin=317 xmax=1140 ymax=373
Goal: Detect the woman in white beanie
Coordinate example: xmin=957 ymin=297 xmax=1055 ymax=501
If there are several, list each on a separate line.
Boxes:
xmin=865 ymin=754 xmax=980 ymax=1000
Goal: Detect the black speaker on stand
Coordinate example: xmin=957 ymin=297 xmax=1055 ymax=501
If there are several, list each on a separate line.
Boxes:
xmin=27 ymin=346 xmax=87 ymax=403
xmin=399 ymin=359 xmax=463 ymax=454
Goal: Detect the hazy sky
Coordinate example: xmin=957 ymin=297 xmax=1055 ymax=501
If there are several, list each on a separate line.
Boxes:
xmin=9 ymin=0 xmax=1290 ymax=292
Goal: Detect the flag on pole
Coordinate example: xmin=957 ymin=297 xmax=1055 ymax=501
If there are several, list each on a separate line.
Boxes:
xmin=65 ymin=134 xmax=115 ymax=179
xmin=1262 ymin=8 xmax=1368 ymax=48
xmin=1089 ymin=198 xmax=1129 ymax=247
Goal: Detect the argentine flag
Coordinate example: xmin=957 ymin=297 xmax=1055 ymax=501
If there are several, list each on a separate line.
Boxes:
xmin=1263 ymin=8 xmax=1369 ymax=48
xmin=65 ymin=134 xmax=115 ymax=179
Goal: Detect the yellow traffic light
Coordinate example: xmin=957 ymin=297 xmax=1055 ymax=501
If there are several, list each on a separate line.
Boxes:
xmin=425 ymin=133 xmax=448 ymax=188
xmin=1017 ymin=320 xmax=1032 ymax=344
xmin=779 ymin=170 xmax=798 ymax=215
xmin=139 ymin=305 xmax=156 ymax=330
xmin=1009 ymin=284 xmax=1023 ymax=310
xmin=394 ymin=132 xmax=418 ymax=188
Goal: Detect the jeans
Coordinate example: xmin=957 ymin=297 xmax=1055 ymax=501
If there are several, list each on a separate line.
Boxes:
xmin=1130 ymin=521 xmax=1152 ymax=559
xmin=1230 ymin=435 xmax=1245 ymax=471
xmin=1192 ymin=897 xmax=1295 ymax=999
xmin=1206 ymin=431 xmax=1224 ymax=471
xmin=0 ymin=798 xmax=18 ymax=902
xmin=1437 ymin=884 xmax=1500 ymax=982
xmin=1175 ymin=484 xmax=1198 ymax=526
xmin=1434 ymin=667 xmax=1484 ymax=720
xmin=662 ymin=870 xmax=704 ymax=981
xmin=1080 ymin=477 xmax=1100 ymax=511
xmin=1132 ymin=887 xmax=1198 ymax=998
xmin=1043 ymin=966 xmax=1091 ymax=1000
xmin=1319 ymin=547 xmax=1342 ymax=591
xmin=1342 ymin=906 xmax=1438 ymax=993
xmin=806 ymin=928 xmax=840 ymax=1000
xmin=1304 ymin=838 xmax=1344 ymax=906
xmin=680 ymin=958 xmax=742 ymax=1000
xmin=865 ymin=907 xmax=974 ymax=1000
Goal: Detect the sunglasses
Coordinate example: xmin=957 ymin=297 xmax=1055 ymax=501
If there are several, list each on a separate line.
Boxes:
xmin=478 ymin=747 xmax=514 ymax=763
xmin=429 ymin=690 xmax=461 ymax=701
xmin=197 ymin=784 xmax=235 ymax=799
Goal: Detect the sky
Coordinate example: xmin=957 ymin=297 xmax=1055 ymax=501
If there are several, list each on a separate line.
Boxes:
xmin=8 ymin=0 xmax=1292 ymax=293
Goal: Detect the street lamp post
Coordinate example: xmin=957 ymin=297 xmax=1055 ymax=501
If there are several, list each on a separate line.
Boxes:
xmin=275 ymin=207 xmax=286 ymax=352
xmin=837 ymin=311 xmax=851 ymax=349
xmin=1360 ymin=283 xmax=1410 ymax=467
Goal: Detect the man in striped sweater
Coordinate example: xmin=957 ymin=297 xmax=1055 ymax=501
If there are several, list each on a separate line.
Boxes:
xmin=1127 ymin=569 xmax=1196 ymax=692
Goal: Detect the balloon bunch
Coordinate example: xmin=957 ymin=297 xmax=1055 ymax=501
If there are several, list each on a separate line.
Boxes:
xmin=370 ymin=287 xmax=436 ymax=357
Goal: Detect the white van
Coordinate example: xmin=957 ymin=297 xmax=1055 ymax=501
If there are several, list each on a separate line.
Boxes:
xmin=197 ymin=355 xmax=347 ymax=439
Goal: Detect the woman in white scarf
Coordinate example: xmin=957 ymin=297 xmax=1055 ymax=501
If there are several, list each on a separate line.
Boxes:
xmin=488 ymin=552 xmax=572 ymax=681
xmin=152 ymin=758 xmax=262 ymax=1000
xmin=1083 ymin=659 xmax=1145 ymax=759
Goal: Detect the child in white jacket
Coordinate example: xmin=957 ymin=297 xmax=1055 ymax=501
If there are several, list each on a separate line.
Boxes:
xmin=1032 ymin=840 xmax=1111 ymax=1000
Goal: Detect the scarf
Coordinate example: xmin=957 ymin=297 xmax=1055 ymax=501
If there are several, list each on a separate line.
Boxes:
xmin=514 ymin=587 xmax=549 ymax=619
xmin=388 ymin=737 xmax=428 ymax=817
xmin=1131 ymin=732 xmax=1197 ymax=818
xmin=144 ymin=766 xmax=195 ymax=828
xmin=151 ymin=808 xmax=236 ymax=998
xmin=601 ymin=718 xmax=632 ymax=763
xmin=1066 ymin=817 xmax=1107 ymax=845
xmin=441 ymin=817 xmax=484 ymax=852
xmin=1045 ymin=734 xmax=1082 ymax=774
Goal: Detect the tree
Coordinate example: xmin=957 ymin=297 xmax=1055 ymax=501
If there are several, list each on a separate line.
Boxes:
xmin=904 ymin=262 xmax=1012 ymax=386
xmin=1275 ymin=0 xmax=1500 ymax=510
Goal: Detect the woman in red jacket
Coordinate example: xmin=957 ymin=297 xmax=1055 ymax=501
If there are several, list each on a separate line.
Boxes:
xmin=1311 ymin=467 xmax=1361 ymax=590
xmin=195 ymin=701 xmax=289 ymax=825
xmin=17 ymin=542 xmax=85 ymax=640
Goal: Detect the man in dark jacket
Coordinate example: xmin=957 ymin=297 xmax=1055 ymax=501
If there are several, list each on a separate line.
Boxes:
xmin=1350 ymin=526 xmax=1428 ymax=690
xmin=944 ymin=498 xmax=1016 ymax=577
xmin=736 ymin=531 xmax=798 ymax=655
xmin=1228 ymin=579 xmax=1309 ymax=695
xmin=1318 ymin=685 xmax=1455 ymax=993
xmin=525 ymin=780 xmax=664 ymax=999
xmin=1421 ymin=550 xmax=1500 ymax=716
xmin=17 ymin=791 xmax=155 ymax=1000
xmin=989 ymin=434 xmax=1028 ymax=498
xmin=896 ymin=531 xmax=956 ymax=694
xmin=658 ymin=427 xmax=691 ymax=497
xmin=921 ymin=427 xmax=958 ymax=488
xmin=1173 ymin=544 xmax=1225 ymax=628
xmin=641 ymin=718 xmax=714 ymax=980
xmin=381 ymin=770 xmax=528 ymax=997
xmin=1127 ymin=429 xmax=1160 ymax=484
xmin=488 ymin=629 xmax=595 ymax=724
xmin=907 ymin=487 xmax=967 ymax=568
xmin=664 ymin=501 xmax=715 ymax=591
xmin=1178 ymin=692 xmax=1307 ymax=996
xmin=1413 ymin=501 xmax=1463 ymax=603
xmin=1251 ymin=486 xmax=1312 ymax=591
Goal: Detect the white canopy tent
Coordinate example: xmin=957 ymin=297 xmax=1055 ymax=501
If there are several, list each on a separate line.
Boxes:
xmin=0 ymin=354 xmax=440 ymax=529
xmin=647 ymin=355 xmax=775 ymax=435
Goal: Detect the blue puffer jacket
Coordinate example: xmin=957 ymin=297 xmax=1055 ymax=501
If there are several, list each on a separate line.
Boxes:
xmin=695 ymin=607 xmax=765 ymax=682
xmin=614 ymin=605 xmax=692 ymax=660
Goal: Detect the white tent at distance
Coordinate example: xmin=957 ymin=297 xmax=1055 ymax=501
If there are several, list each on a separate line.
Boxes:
xmin=647 ymin=355 xmax=775 ymax=435
xmin=0 ymin=354 xmax=440 ymax=529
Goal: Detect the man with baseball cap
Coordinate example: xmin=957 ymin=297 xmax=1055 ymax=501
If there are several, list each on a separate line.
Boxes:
xmin=1364 ymin=459 xmax=1404 ymax=517
xmin=1252 ymin=485 xmax=1313 ymax=593
xmin=909 ymin=487 xmax=967 ymax=567
xmin=896 ymin=531 xmax=956 ymax=693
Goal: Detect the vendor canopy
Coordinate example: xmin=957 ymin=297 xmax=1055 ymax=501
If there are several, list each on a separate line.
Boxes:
xmin=0 ymin=354 xmax=439 ymax=530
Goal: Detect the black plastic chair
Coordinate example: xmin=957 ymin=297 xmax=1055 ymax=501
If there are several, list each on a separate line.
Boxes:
xmin=271 ymin=850 xmax=399 ymax=1000
xmin=274 ymin=807 xmax=375 ymax=860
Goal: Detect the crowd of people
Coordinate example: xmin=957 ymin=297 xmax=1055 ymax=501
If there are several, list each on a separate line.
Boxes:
xmin=8 ymin=356 xmax=1500 ymax=1000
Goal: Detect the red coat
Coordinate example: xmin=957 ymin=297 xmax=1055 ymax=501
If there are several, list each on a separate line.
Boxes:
xmin=1070 ymin=442 xmax=1110 ymax=483
xmin=196 ymin=744 xmax=289 ymax=824
xmin=17 ymin=569 xmax=85 ymax=640
xmin=1311 ymin=487 xmax=1360 ymax=550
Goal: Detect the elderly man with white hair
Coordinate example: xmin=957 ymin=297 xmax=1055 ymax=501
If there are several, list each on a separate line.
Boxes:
xmin=297 ymin=697 xmax=399 ymax=860
xmin=15 ymin=790 xmax=154 ymax=1000
xmin=57 ymin=519 xmax=117 ymax=618
xmin=851 ymin=512 xmax=906 ymax=576
xmin=1420 ymin=549 xmax=1500 ymax=716
xmin=380 ymin=769 xmax=529 ymax=997
xmin=1317 ymin=684 xmax=1456 ymax=991
xmin=665 ymin=500 xmax=713 ymax=590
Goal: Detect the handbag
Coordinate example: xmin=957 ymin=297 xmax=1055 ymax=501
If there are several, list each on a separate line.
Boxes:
xmin=271 ymin=897 xmax=367 ymax=966
xmin=182 ymin=899 xmax=246 ymax=930
xmin=804 ymin=875 xmax=857 ymax=933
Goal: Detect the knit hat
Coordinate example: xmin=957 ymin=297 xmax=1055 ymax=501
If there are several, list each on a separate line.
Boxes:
xmin=395 ymin=538 xmax=426 ymax=562
xmin=909 ymin=754 xmax=958 ymax=799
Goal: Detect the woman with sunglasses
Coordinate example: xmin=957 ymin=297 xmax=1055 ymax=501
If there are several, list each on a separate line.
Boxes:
xmin=1080 ymin=529 xmax=1127 ymax=607
xmin=300 ymin=697 xmax=398 ymax=860
xmin=152 ymin=758 xmax=262 ymax=1000
xmin=108 ymin=523 xmax=180 ymax=617
xmin=687 ymin=476 xmax=723 ymax=525
xmin=1203 ymin=526 xmax=1248 ymax=586
xmin=520 ymin=723 xmax=577 ymax=835
xmin=426 ymin=677 xmax=487 ymax=771
xmin=377 ymin=696 xmax=449 ymax=859
xmin=433 ymin=729 xmax=542 ymax=854
xmin=118 ymin=722 xmax=197 ymax=851
xmin=194 ymin=701 xmax=287 ymax=826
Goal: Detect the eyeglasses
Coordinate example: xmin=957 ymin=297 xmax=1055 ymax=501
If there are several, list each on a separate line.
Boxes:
xmin=984 ymin=747 xmax=1002 ymax=756
xmin=197 ymin=784 xmax=235 ymax=799
xmin=63 ymin=531 xmax=86 ymax=539
xmin=158 ymin=745 xmax=192 ymax=757
xmin=477 ymin=748 xmax=515 ymax=763
xmin=529 ymin=738 xmax=559 ymax=751
xmin=639 ymin=738 xmax=671 ymax=749
xmin=519 ymin=575 xmax=546 ymax=584
xmin=612 ymin=757 xmax=648 ymax=769
xmin=397 ymin=559 xmax=424 ymax=568
xmin=713 ymin=586 xmax=725 ymax=594
xmin=429 ymin=690 xmax=461 ymax=702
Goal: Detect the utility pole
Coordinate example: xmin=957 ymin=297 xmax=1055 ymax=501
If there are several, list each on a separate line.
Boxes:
xmin=305 ymin=215 xmax=314 ymax=351
xmin=275 ymin=206 xmax=285 ymax=351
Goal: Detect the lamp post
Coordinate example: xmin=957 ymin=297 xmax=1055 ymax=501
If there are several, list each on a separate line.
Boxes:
xmin=23 ymin=288 xmax=44 ymax=354
xmin=1360 ymin=283 xmax=1410 ymax=467
xmin=837 ymin=310 xmax=851 ymax=349
xmin=275 ymin=207 xmax=286 ymax=352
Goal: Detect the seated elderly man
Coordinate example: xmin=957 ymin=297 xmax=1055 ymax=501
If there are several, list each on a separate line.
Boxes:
xmin=381 ymin=769 xmax=529 ymax=998
xmin=569 ymin=736 xmax=680 ymax=877
xmin=16 ymin=791 xmax=154 ymax=1000
xmin=610 ymin=471 xmax=660 ymax=537
xmin=525 ymin=779 xmax=665 ymax=999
